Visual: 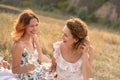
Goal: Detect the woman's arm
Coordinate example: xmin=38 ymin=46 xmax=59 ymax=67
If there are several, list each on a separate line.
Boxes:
xmin=88 ymin=45 xmax=94 ymax=74
xmin=33 ymin=35 xmax=50 ymax=62
xmin=82 ymin=45 xmax=93 ymax=80
xmin=12 ymin=42 xmax=35 ymax=74
xmin=51 ymin=57 xmax=57 ymax=72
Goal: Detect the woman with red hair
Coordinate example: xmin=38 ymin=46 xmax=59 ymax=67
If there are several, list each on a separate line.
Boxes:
xmin=11 ymin=9 xmax=50 ymax=80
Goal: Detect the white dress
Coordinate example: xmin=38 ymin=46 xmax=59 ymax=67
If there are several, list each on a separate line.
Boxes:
xmin=53 ymin=42 xmax=83 ymax=80
xmin=0 ymin=67 xmax=18 ymax=80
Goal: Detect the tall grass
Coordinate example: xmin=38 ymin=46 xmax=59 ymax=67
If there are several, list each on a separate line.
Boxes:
xmin=89 ymin=28 xmax=120 ymax=80
xmin=0 ymin=12 xmax=120 ymax=80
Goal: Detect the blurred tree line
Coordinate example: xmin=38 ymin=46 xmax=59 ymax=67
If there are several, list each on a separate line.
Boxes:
xmin=0 ymin=0 xmax=120 ymax=31
xmin=0 ymin=0 xmax=110 ymax=15
xmin=0 ymin=0 xmax=118 ymax=19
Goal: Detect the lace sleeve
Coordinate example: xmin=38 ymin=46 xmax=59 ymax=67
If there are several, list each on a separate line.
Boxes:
xmin=53 ymin=41 xmax=61 ymax=59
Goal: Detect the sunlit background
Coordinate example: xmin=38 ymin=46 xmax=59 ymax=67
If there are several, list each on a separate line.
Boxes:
xmin=0 ymin=0 xmax=120 ymax=80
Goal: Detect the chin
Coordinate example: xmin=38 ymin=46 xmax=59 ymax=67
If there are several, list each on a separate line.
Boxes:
xmin=31 ymin=32 xmax=36 ymax=34
xmin=63 ymin=41 xmax=67 ymax=43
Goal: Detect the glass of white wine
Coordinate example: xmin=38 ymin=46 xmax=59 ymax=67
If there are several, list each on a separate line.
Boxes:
xmin=0 ymin=56 xmax=3 ymax=61
xmin=41 ymin=62 xmax=57 ymax=80
xmin=0 ymin=53 xmax=4 ymax=61
xmin=41 ymin=62 xmax=52 ymax=71
xmin=0 ymin=54 xmax=4 ymax=71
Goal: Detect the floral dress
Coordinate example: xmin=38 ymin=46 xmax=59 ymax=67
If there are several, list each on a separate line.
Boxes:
xmin=53 ymin=42 xmax=83 ymax=80
xmin=17 ymin=44 xmax=45 ymax=80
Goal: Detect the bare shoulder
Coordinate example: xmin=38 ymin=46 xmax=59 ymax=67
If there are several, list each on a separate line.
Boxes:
xmin=11 ymin=40 xmax=24 ymax=55
xmin=12 ymin=41 xmax=23 ymax=49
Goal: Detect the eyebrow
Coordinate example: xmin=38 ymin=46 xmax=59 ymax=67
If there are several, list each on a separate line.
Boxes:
xmin=64 ymin=32 xmax=68 ymax=36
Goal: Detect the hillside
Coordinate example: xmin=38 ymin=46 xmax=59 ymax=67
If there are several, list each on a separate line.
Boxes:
xmin=0 ymin=0 xmax=120 ymax=22
xmin=95 ymin=0 xmax=120 ymax=21
xmin=0 ymin=6 xmax=120 ymax=80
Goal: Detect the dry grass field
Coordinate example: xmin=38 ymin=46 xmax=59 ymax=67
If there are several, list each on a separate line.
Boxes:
xmin=0 ymin=11 xmax=120 ymax=80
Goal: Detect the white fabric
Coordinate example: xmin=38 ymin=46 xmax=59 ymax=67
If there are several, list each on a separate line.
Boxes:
xmin=0 ymin=67 xmax=18 ymax=80
xmin=53 ymin=41 xmax=83 ymax=80
xmin=0 ymin=56 xmax=3 ymax=61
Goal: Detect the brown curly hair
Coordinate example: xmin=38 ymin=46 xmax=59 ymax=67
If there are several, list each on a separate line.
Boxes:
xmin=11 ymin=9 xmax=39 ymax=42
xmin=66 ymin=18 xmax=89 ymax=50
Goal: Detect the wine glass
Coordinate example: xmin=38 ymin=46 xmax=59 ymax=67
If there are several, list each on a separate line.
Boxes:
xmin=0 ymin=55 xmax=4 ymax=71
xmin=41 ymin=62 xmax=57 ymax=80
xmin=41 ymin=62 xmax=51 ymax=71
xmin=0 ymin=56 xmax=3 ymax=61
xmin=0 ymin=53 xmax=4 ymax=61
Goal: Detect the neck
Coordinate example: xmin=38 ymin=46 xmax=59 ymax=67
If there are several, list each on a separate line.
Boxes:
xmin=22 ymin=34 xmax=33 ymax=42
xmin=63 ymin=43 xmax=74 ymax=51
xmin=67 ymin=45 xmax=73 ymax=50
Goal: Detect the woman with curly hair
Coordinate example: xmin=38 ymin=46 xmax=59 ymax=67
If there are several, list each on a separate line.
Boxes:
xmin=51 ymin=18 xmax=94 ymax=80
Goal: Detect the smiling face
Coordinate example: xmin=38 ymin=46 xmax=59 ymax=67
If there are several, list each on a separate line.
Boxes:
xmin=25 ymin=18 xmax=38 ymax=36
xmin=62 ymin=26 xmax=77 ymax=46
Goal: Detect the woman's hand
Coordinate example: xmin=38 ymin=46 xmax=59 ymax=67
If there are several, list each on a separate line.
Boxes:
xmin=82 ymin=46 xmax=89 ymax=58
xmin=0 ymin=61 xmax=3 ymax=68
xmin=27 ymin=63 xmax=36 ymax=71
xmin=2 ymin=60 xmax=11 ymax=69
xmin=82 ymin=46 xmax=92 ymax=80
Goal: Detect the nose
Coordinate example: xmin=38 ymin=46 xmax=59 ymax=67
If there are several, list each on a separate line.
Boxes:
xmin=62 ymin=34 xmax=64 ymax=40
xmin=33 ymin=26 xmax=37 ymax=30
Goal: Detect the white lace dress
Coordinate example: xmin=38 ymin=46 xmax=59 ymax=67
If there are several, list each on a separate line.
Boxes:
xmin=53 ymin=42 xmax=83 ymax=80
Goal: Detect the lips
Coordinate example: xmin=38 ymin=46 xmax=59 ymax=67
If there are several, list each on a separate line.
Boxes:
xmin=31 ymin=31 xmax=36 ymax=34
xmin=63 ymin=40 xmax=66 ymax=43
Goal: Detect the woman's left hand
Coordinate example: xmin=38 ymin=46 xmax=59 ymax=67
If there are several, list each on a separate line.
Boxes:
xmin=2 ymin=60 xmax=11 ymax=69
xmin=82 ymin=46 xmax=89 ymax=58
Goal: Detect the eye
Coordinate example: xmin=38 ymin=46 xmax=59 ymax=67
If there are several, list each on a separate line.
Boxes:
xmin=30 ymin=25 xmax=34 ymax=28
xmin=63 ymin=33 xmax=67 ymax=37
xmin=35 ymin=23 xmax=38 ymax=27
